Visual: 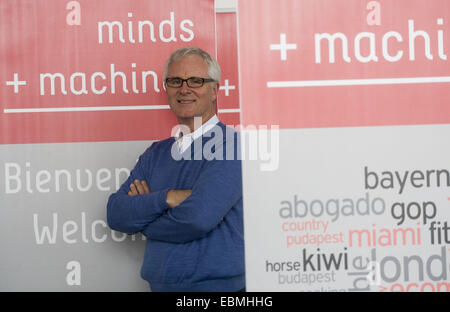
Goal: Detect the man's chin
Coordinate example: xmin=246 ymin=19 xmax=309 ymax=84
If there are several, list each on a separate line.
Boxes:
xmin=170 ymin=107 xmax=195 ymax=118
xmin=175 ymin=113 xmax=197 ymax=123
xmin=176 ymin=112 xmax=195 ymax=119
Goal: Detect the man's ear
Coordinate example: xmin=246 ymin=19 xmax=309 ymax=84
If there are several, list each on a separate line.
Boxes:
xmin=212 ymin=83 xmax=219 ymax=115
xmin=212 ymin=82 xmax=219 ymax=101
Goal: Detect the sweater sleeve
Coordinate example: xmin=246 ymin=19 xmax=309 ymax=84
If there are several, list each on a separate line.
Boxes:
xmin=141 ymin=157 xmax=242 ymax=243
xmin=106 ymin=146 xmax=170 ymax=235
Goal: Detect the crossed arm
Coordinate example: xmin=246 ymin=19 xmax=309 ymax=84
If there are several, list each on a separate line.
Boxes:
xmin=128 ymin=179 xmax=191 ymax=209
xmin=107 ymin=154 xmax=242 ymax=243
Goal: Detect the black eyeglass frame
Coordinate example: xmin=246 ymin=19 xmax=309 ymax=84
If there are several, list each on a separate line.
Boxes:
xmin=165 ymin=77 xmax=217 ymax=88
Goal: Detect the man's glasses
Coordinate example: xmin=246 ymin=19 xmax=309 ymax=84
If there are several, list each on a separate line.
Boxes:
xmin=165 ymin=77 xmax=216 ymax=88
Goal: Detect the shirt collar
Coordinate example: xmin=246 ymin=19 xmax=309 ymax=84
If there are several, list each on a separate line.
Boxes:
xmin=174 ymin=115 xmax=219 ymax=140
xmin=174 ymin=115 xmax=219 ymax=153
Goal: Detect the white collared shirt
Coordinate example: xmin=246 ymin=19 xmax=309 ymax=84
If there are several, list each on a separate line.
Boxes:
xmin=174 ymin=115 xmax=219 ymax=154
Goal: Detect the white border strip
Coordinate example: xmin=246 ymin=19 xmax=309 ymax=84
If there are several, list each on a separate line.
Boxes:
xmin=4 ymin=105 xmax=170 ymax=114
xmin=4 ymin=106 xmax=240 ymax=114
xmin=218 ymin=108 xmax=241 ymax=113
xmin=216 ymin=7 xmax=236 ymax=13
xmin=267 ymin=76 xmax=450 ymax=88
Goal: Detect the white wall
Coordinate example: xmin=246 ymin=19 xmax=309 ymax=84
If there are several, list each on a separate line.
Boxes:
xmin=215 ymin=0 xmax=237 ymax=12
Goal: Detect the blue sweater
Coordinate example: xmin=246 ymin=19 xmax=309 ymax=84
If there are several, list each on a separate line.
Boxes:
xmin=107 ymin=122 xmax=245 ymax=292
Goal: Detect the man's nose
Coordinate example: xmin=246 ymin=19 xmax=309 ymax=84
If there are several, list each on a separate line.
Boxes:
xmin=179 ymin=81 xmax=192 ymax=93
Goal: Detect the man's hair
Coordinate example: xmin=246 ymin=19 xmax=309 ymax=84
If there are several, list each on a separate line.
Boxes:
xmin=163 ymin=47 xmax=221 ymax=83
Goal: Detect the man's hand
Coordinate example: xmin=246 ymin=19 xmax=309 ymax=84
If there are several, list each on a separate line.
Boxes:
xmin=166 ymin=189 xmax=192 ymax=208
xmin=128 ymin=179 xmax=150 ymax=196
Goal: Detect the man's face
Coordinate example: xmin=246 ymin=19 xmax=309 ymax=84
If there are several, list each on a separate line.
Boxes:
xmin=165 ymin=55 xmax=218 ymax=124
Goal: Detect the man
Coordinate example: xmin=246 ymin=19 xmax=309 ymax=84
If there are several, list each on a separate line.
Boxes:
xmin=107 ymin=47 xmax=245 ymax=292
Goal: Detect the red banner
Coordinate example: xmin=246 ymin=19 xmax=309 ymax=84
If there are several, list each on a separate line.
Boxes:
xmin=238 ymin=0 xmax=450 ymax=128
xmin=216 ymin=12 xmax=240 ymax=126
xmin=0 ymin=0 xmax=215 ymax=144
